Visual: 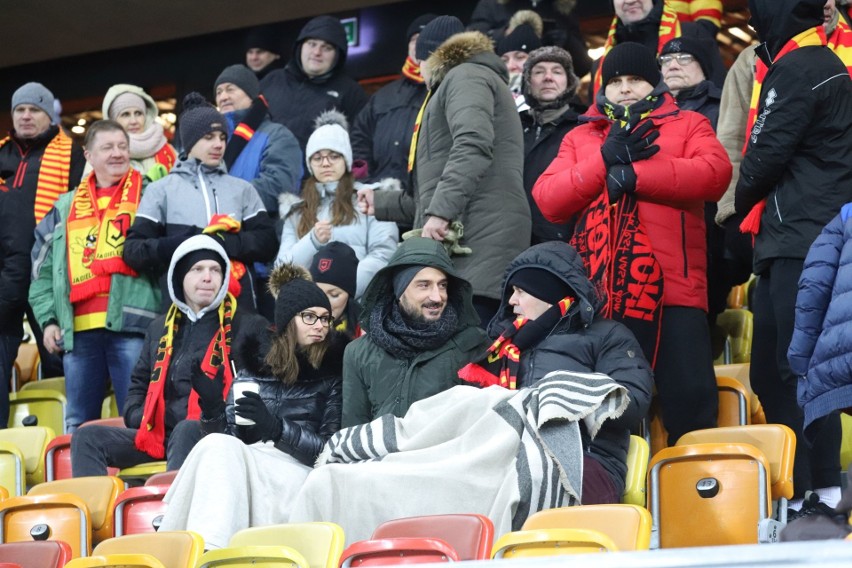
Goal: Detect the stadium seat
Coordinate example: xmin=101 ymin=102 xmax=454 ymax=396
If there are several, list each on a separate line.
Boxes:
xmin=715 ymin=308 xmax=753 ymax=365
xmin=197 ymin=545 xmax=310 ymax=568
xmin=8 ymin=390 xmax=66 ymax=435
xmin=230 ymin=522 xmax=344 ymax=568
xmin=840 ymin=414 xmax=852 ymax=472
xmin=113 ymin=485 xmax=170 ymax=536
xmin=11 ymin=343 xmax=40 ymax=392
xmin=29 ymin=476 xmax=124 ymax=547
xmin=0 ymin=442 xmax=25 ymax=497
xmin=622 ymin=435 xmax=649 ymax=506
xmin=0 ymin=485 xmax=8 ymax=500
xmin=117 ymin=462 xmax=167 ymax=487
xmin=714 ymin=363 xmax=766 ymax=424
xmin=20 ymin=377 xmax=65 ymax=395
xmin=65 ymin=553 xmax=167 ymax=567
xmin=372 ymin=513 xmax=493 ymax=560
xmin=716 ymin=376 xmax=750 ymax=426
xmin=101 ymin=393 xmax=119 ymax=420
xmin=339 ymin=538 xmax=458 ymax=566
xmin=92 ymin=531 xmax=204 ymax=568
xmin=519 ymin=504 xmax=651 ymax=551
xmin=44 ymin=435 xmax=73 ymax=482
xmin=491 ymin=528 xmax=618 ymax=558
xmin=144 ymin=471 xmax=178 ymax=487
xmin=0 ymin=427 xmax=55 ymax=488
xmin=0 ymin=540 xmax=73 ymax=568
xmin=0 ymin=492 xmax=91 ymax=557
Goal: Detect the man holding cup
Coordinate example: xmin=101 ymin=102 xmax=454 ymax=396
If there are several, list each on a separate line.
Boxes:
xmin=71 ymin=235 xmax=268 ymax=475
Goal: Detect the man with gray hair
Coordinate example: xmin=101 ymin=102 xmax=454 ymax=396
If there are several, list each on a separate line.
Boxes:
xmin=0 ymin=82 xmax=86 ymax=381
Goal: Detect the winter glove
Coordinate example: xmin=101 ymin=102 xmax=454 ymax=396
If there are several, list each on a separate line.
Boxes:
xmin=600 ymin=120 xmax=660 ymax=168
xmin=156 ymin=228 xmax=199 ymax=265
xmin=235 ymin=390 xmax=282 ymax=442
xmin=606 ymin=164 xmax=638 ymax=204
xmin=190 ymin=360 xmax=226 ymax=419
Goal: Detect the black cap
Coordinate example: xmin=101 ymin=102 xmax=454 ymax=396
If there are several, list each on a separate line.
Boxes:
xmin=245 ymin=25 xmax=282 ymax=54
xmin=601 ymin=42 xmax=662 ymax=87
xmin=496 ymin=24 xmax=542 ymax=56
xmin=407 ymin=14 xmax=439 ymax=41
xmin=508 ymin=267 xmax=574 ymax=305
xmin=660 ymin=35 xmax=713 ymax=78
xmin=172 ymin=249 xmax=226 ymax=303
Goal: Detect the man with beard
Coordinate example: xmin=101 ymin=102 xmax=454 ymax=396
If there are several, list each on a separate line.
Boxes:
xmin=341 ymin=237 xmax=488 ymax=427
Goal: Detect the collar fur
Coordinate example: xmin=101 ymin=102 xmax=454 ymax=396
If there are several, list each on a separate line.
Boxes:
xmin=424 ymin=31 xmax=497 ymax=87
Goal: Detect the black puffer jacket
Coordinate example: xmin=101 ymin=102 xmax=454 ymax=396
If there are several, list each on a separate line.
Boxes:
xmin=487 ymin=241 xmax=653 ymax=495
xmin=207 ymin=318 xmax=348 ymax=466
xmin=735 ymin=0 xmax=852 ymax=274
xmin=521 ymin=105 xmax=581 ymax=243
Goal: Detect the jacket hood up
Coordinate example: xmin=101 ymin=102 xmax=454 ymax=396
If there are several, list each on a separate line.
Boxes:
xmin=291 ymin=15 xmax=349 ymax=77
xmin=358 ymin=237 xmax=480 ymax=332
xmin=167 ymin=234 xmax=231 ymax=321
xmin=487 ymin=241 xmax=603 ymax=337
xmin=102 ymin=84 xmax=158 ymax=127
xmin=423 ymin=31 xmax=508 ymax=87
xmin=748 ymin=0 xmax=825 ymax=60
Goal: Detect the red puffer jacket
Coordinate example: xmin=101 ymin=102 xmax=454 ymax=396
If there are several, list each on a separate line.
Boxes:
xmin=533 ymin=94 xmax=732 ymax=311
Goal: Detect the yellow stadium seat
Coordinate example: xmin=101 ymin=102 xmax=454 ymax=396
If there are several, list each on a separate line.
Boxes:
xmin=840 ymin=414 xmax=852 ymax=472
xmin=520 ymin=504 xmax=651 ymax=551
xmin=8 ymin=390 xmax=66 ymax=435
xmin=714 ymin=363 xmax=766 ymax=424
xmin=196 ymin=545 xmax=309 ymax=568
xmin=20 ymin=377 xmax=65 ymax=395
xmin=715 ymin=308 xmax=753 ymax=365
xmin=0 ymin=442 xmax=24 ymax=497
xmin=716 ymin=376 xmax=751 ymax=426
xmin=11 ymin=343 xmax=40 ymax=392
xmin=65 ymin=553 xmax=167 ymax=568
xmin=117 ymin=462 xmax=167 ymax=486
xmin=491 ymin=528 xmax=618 ymax=558
xmin=94 ymin=531 xmax=204 ymax=568
xmin=229 ymin=522 xmax=344 ymax=568
xmin=622 ymin=435 xmax=649 ymax=506
xmin=0 ymin=427 xmax=55 ymax=488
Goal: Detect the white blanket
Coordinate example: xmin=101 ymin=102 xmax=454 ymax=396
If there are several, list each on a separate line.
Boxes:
xmin=289 ymin=371 xmax=628 ymax=543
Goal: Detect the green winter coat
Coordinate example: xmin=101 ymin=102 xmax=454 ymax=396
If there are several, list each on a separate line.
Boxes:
xmin=28 ymin=181 xmax=161 ymax=352
xmin=373 ymin=31 xmax=531 ymax=300
xmin=342 ymin=237 xmax=488 ymax=427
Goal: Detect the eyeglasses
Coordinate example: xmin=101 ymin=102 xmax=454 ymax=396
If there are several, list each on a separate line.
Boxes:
xmin=309 ymin=152 xmax=344 ymax=165
xmin=299 ymin=311 xmax=332 ymax=327
xmin=659 ymin=53 xmax=696 ymax=67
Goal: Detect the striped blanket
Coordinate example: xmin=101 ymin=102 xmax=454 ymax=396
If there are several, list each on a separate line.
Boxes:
xmin=289 ymin=371 xmax=629 ymax=543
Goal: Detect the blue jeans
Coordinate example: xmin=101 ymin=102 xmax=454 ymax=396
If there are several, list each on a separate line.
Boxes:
xmin=0 ymin=334 xmax=22 ymax=429
xmin=62 ymin=330 xmax=143 ymax=432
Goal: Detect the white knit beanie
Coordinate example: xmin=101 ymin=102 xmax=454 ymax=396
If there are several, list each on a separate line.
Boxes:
xmin=305 ymin=110 xmax=352 ymax=176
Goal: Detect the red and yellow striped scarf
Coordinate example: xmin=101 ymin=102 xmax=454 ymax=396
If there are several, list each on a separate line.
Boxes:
xmin=135 ymin=293 xmax=236 ymax=459
xmin=0 ymin=128 xmax=74 ymax=222
xmin=827 ymin=18 xmax=852 ymax=74
xmin=593 ymin=1 xmax=681 ymax=93
xmin=66 ymin=168 xmax=142 ymax=303
xmin=402 ymin=56 xmax=424 ymax=84
xmin=740 ymin=27 xmax=827 ymax=236
xmin=668 ymin=0 xmax=723 ymax=29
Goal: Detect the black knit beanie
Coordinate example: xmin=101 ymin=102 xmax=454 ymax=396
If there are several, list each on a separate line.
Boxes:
xmin=496 ymin=24 xmax=542 ymax=56
xmin=415 ymin=15 xmax=464 ymax=61
xmin=309 ymin=242 xmax=359 ymax=298
xmin=245 ymin=25 xmax=281 ymax=55
xmin=214 ymin=64 xmax=260 ymax=101
xmin=179 ymin=92 xmax=227 ymax=153
xmin=407 ymin=14 xmax=439 ymax=41
xmin=522 ymin=46 xmax=580 ymax=110
xmin=508 ymin=267 xmax=574 ymax=305
xmin=660 ymin=36 xmax=713 ymax=79
xmin=172 ymin=249 xmax=226 ymax=303
xmin=601 ymin=42 xmax=661 ymax=86
xmin=270 ymin=264 xmax=332 ymax=332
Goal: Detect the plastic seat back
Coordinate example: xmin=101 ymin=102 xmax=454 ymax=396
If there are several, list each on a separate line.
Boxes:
xmin=230 ymin=522 xmax=344 ymax=568
xmin=0 ymin=540 xmax=73 ymax=568
xmin=93 ymin=531 xmax=204 ymax=568
xmin=622 ymin=435 xmax=649 ymax=506
xmin=117 ymin=462 xmax=167 ymax=486
xmin=44 ymin=434 xmax=73 ymax=482
xmin=715 ymin=308 xmax=753 ymax=364
xmin=716 ymin=376 xmax=751 ymax=426
xmin=340 ymin=538 xmax=458 ymax=567
xmin=198 ymin=545 xmax=309 ymax=568
xmin=0 ymin=427 xmax=55 ymax=487
xmin=29 ymin=476 xmax=124 ymax=545
xmin=0 ymin=492 xmax=91 ymax=557
xmin=12 ymin=344 xmax=40 ymax=391
xmin=371 ymin=513 xmax=494 ymax=561
xmin=113 ymin=486 xmax=170 ymax=536
xmin=676 ymin=424 xmax=795 ymax=501
xmin=714 ymin=363 xmax=765 ymax=424
xmin=8 ymin=391 xmax=66 ymax=435
xmin=492 ymin=528 xmax=618 ymax=558
xmin=144 ymin=471 xmax=178 ymax=487
xmin=0 ymin=442 xmax=24 ymax=497
xmin=648 ymin=442 xmax=771 ymax=548
xmin=521 ymin=504 xmax=651 ymax=551
xmin=20 ymin=378 xmax=65 ymax=395
xmin=65 ymin=553 xmax=167 ymax=567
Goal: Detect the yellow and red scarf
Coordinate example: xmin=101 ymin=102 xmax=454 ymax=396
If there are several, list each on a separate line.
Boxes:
xmin=402 ymin=56 xmax=424 ymax=84
xmin=153 ymin=143 xmax=177 ymax=171
xmin=0 ymin=128 xmax=74 ymax=222
xmin=740 ymin=27 xmax=827 ymax=236
xmin=827 ymin=18 xmax=852 ymax=74
xmin=668 ymin=0 xmax=723 ymax=29
xmin=407 ymin=89 xmax=432 ymax=173
xmin=203 ymin=214 xmax=247 ymax=298
xmin=135 ymin=293 xmax=236 ymax=458
xmin=66 ymin=168 xmax=142 ymax=304
xmin=593 ymin=1 xmax=681 ymax=93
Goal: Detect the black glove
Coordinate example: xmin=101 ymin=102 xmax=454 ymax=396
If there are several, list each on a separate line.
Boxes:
xmin=156 ymin=228 xmax=200 ymax=265
xmin=190 ymin=360 xmax=226 ymax=418
xmin=235 ymin=391 xmax=282 ymax=442
xmin=600 ymin=120 xmax=660 ymax=167
xmin=606 ymin=164 xmax=638 ymax=204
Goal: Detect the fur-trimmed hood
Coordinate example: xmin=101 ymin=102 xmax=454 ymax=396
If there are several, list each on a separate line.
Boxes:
xmin=498 ymin=0 xmax=577 ymax=15
xmin=423 ymin=31 xmax=507 ymax=87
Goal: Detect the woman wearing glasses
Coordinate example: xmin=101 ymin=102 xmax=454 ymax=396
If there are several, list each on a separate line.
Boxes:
xmin=159 ymin=262 xmax=349 ymax=549
xmin=276 ymin=110 xmax=399 ymax=299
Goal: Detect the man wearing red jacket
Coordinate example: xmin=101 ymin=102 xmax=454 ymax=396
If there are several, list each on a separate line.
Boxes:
xmin=533 ymin=42 xmax=731 ymax=445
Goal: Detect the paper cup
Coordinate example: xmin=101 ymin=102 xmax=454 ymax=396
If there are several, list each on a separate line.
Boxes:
xmin=233 ymin=380 xmax=260 ymax=425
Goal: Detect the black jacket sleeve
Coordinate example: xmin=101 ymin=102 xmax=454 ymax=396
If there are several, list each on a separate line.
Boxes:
xmin=68 ymin=143 xmax=86 ymax=189
xmin=594 ymin=321 xmax=654 ymax=430
xmin=275 ymin=377 xmax=342 ymax=466
xmin=124 ymin=216 xmax=168 ymax=275
xmin=124 ymin=319 xmax=161 ymax=429
xmin=218 ymin=210 xmax=278 ymax=263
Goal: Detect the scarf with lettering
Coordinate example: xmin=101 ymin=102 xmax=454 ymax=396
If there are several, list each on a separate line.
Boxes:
xmin=401 ymin=56 xmax=424 ymax=84
xmin=739 ymin=27 xmax=827 ymax=237
xmin=0 ymin=128 xmax=73 ymax=222
xmin=202 ymin=214 xmax=247 ymax=298
xmin=66 ymin=168 xmax=142 ymax=303
xmin=458 ymin=297 xmax=574 ymax=390
xmin=223 ymin=96 xmax=268 ymax=170
xmin=135 ymin=293 xmax=236 ymax=458
xmin=593 ymin=1 xmax=681 ymax=93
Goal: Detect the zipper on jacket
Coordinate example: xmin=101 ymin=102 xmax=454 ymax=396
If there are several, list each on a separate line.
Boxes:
xmin=681 ymin=212 xmax=688 ymax=278
xmin=14 ymin=159 xmax=28 ymax=188
xmin=774 ymin=193 xmax=783 ymax=223
xmin=198 ymin=170 xmax=213 ymax=222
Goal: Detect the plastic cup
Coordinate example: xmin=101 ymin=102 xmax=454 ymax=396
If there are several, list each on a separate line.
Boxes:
xmin=232 ymin=380 xmax=260 ymax=425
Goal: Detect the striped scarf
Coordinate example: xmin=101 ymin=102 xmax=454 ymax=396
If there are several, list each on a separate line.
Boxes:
xmin=66 ymin=168 xmax=142 ymax=303
xmin=593 ymin=1 xmax=681 ymax=93
xmin=668 ymin=0 xmax=723 ymax=28
xmin=401 ymin=56 xmax=424 ymax=84
xmin=0 ymin=128 xmax=73 ymax=222
xmin=135 ymin=293 xmax=236 ymax=458
xmin=407 ymin=90 xmax=432 ymax=173
xmin=223 ymin=96 xmax=268 ymax=170
xmin=153 ymin=143 xmax=177 ymax=171
xmin=827 ymin=18 xmax=852 ymax=74
xmin=739 ymin=27 xmax=827 ymax=236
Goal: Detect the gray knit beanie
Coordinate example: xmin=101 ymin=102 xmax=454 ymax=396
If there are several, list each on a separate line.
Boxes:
xmin=11 ymin=82 xmax=55 ymax=119
xmin=522 ymin=46 xmax=580 ymax=111
xmin=179 ymin=92 xmax=227 ymax=154
xmin=214 ymin=64 xmax=260 ymax=101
